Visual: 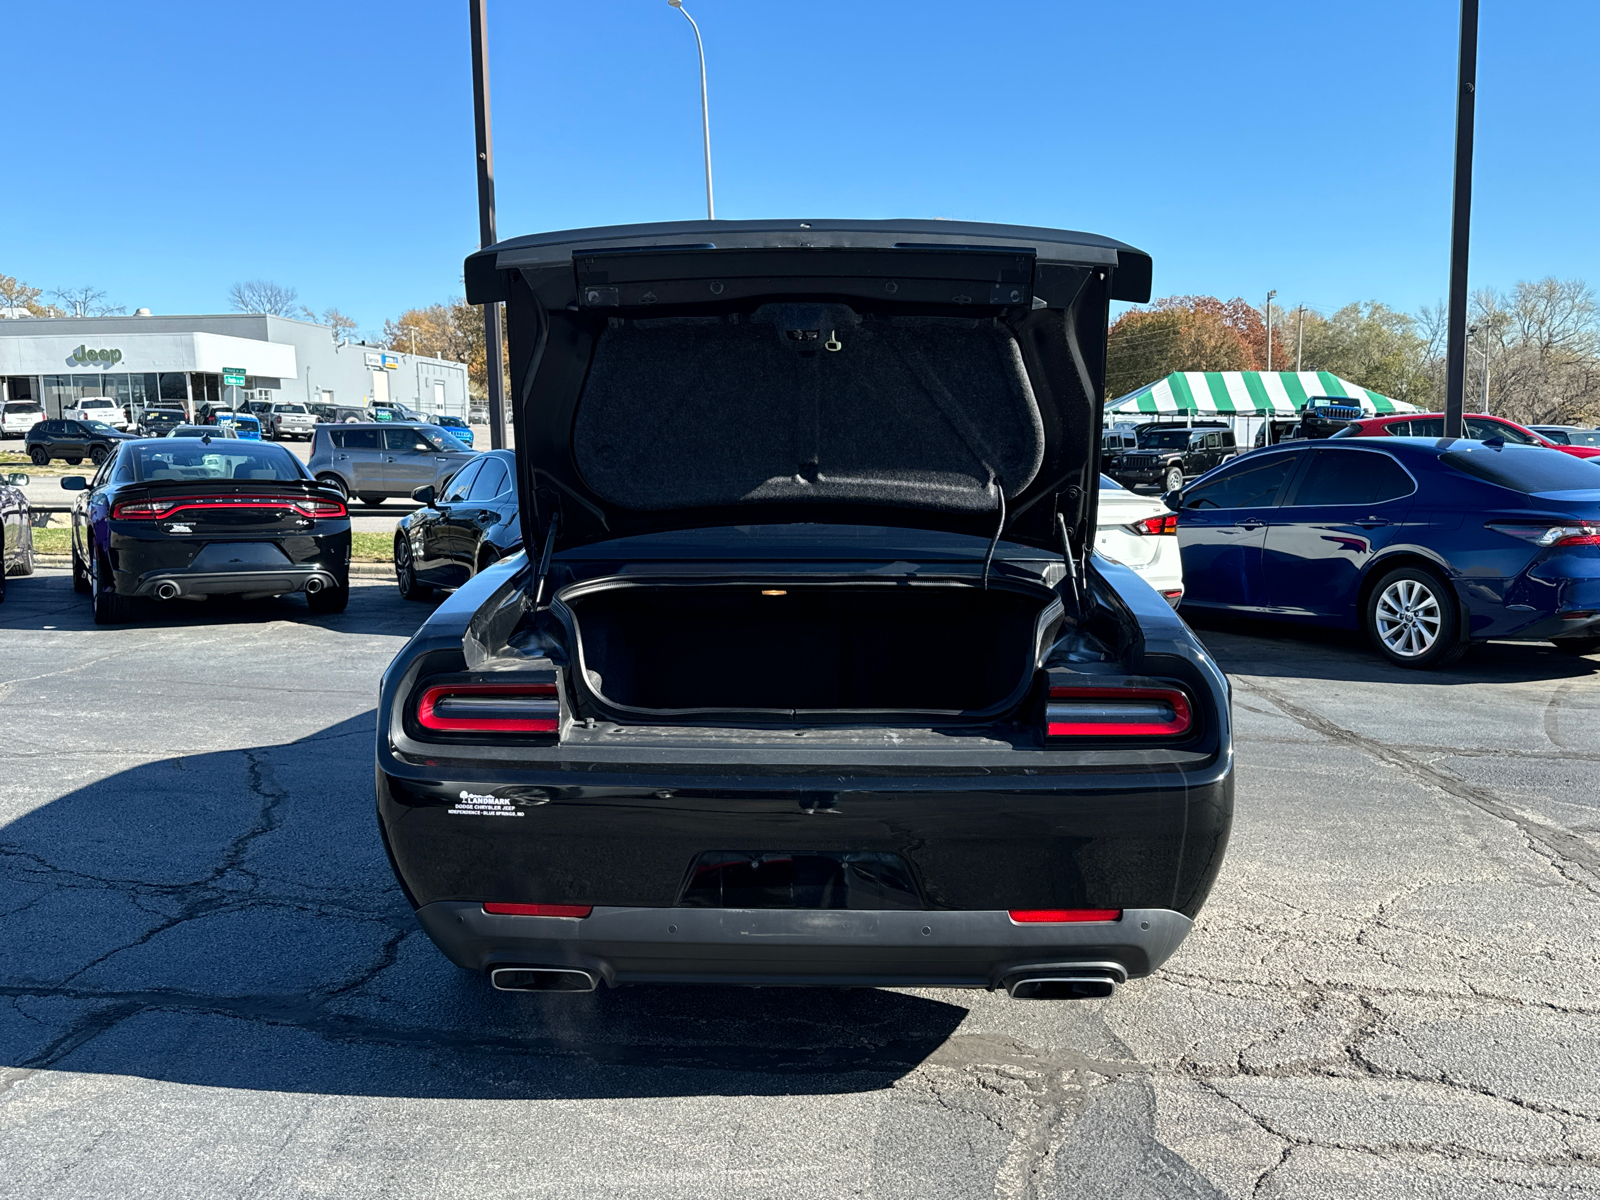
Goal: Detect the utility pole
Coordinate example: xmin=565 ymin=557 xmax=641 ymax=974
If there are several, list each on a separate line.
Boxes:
xmin=1296 ymin=305 xmax=1305 ymax=371
xmin=1444 ymin=0 xmax=1479 ymax=440
xmin=1264 ymin=290 xmax=1277 ymax=372
xmin=469 ymin=0 xmax=507 ymax=450
xmin=668 ymin=0 xmax=715 ymax=220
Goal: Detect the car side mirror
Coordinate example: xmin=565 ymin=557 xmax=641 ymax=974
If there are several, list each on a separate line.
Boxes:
xmin=1162 ymin=488 xmax=1183 ymax=512
xmin=60 ymin=476 xmax=87 ymax=491
xmin=5 ymin=472 xmax=28 ymax=487
xmin=412 ymin=484 xmax=437 ymax=506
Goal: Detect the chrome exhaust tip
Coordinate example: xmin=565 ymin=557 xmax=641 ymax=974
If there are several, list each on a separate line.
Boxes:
xmin=304 ymin=576 xmax=324 ymax=595
xmin=1002 ymin=968 xmax=1122 ymax=1001
xmin=154 ymin=581 xmax=180 ymax=601
xmin=490 ymin=966 xmax=598 ymax=993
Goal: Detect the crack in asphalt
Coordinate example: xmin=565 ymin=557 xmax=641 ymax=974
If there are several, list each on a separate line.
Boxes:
xmin=1234 ymin=676 xmax=1600 ymax=890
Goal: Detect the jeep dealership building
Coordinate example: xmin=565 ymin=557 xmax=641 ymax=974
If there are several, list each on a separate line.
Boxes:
xmin=0 ymin=313 xmax=471 ymax=419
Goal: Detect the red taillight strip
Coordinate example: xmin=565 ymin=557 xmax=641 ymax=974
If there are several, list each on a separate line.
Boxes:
xmin=1008 ymin=909 xmax=1122 ymax=923
xmin=1046 ymin=686 xmax=1192 ymax=738
xmin=483 ymin=903 xmax=592 ymax=918
xmin=416 ymin=684 xmax=559 ymax=733
xmin=113 ymin=495 xmax=347 ymax=519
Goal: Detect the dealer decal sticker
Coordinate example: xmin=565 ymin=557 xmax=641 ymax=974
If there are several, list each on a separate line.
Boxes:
xmin=447 ymin=790 xmax=525 ymax=817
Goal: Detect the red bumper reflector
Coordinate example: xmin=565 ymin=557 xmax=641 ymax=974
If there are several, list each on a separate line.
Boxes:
xmin=483 ymin=903 xmax=593 ymax=918
xmin=417 ymin=684 xmax=559 ymax=733
xmin=1008 ymin=909 xmax=1122 ymax=923
xmin=112 ymin=495 xmax=348 ymax=520
xmin=1046 ymin=686 xmax=1192 ymax=738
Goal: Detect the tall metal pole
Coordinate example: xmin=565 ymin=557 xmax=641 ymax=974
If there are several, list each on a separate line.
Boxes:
xmin=669 ymin=0 xmax=714 ymax=219
xmin=1444 ymin=0 xmax=1479 ymax=440
xmin=1296 ymin=305 xmax=1305 ymax=371
xmin=1264 ymin=290 xmax=1276 ymax=372
xmin=470 ymin=0 xmax=507 ymax=450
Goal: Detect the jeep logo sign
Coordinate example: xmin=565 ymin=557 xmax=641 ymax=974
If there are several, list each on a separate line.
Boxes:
xmin=71 ymin=345 xmax=123 ymax=365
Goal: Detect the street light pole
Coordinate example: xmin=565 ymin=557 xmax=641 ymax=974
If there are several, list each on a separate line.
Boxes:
xmin=1296 ymin=305 xmax=1305 ymax=371
xmin=1444 ymin=0 xmax=1480 ymax=440
xmin=668 ymin=0 xmax=715 ymax=220
xmin=1264 ymin=290 xmax=1277 ymax=372
xmin=469 ymin=0 xmax=507 ymax=450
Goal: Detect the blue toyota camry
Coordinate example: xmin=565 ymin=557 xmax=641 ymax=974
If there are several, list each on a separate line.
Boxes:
xmin=1173 ymin=437 xmax=1600 ymax=668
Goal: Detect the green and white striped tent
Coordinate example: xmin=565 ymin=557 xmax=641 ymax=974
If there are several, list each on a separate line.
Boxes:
xmin=1106 ymin=371 xmax=1417 ymax=417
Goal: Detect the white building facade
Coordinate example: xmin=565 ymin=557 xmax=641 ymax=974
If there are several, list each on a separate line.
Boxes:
xmin=0 ymin=313 xmax=471 ymax=420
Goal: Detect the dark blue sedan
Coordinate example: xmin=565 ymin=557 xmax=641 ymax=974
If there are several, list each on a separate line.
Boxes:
xmin=1174 ymin=437 xmax=1600 ymax=668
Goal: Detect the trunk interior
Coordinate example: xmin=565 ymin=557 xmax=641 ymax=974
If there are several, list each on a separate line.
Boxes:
xmin=562 ymin=580 xmax=1049 ymax=717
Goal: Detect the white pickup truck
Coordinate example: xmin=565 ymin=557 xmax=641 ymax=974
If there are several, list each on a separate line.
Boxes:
xmin=64 ymin=396 xmax=130 ymax=429
xmin=265 ymin=401 xmax=318 ymax=440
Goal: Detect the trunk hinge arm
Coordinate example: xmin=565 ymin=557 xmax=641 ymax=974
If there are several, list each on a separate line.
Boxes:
xmin=981 ymin=477 xmax=1005 ymax=591
xmin=1056 ymin=511 xmax=1083 ymax=617
xmin=532 ymin=511 xmax=560 ymax=609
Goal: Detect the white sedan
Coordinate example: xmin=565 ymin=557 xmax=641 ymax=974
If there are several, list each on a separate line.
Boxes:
xmin=1096 ymin=475 xmax=1183 ymax=606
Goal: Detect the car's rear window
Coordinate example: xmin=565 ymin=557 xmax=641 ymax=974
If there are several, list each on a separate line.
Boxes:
xmin=125 ymin=443 xmax=305 ymax=483
xmin=1442 ymin=444 xmax=1600 ymax=494
xmin=4 ymin=401 xmax=42 ymax=414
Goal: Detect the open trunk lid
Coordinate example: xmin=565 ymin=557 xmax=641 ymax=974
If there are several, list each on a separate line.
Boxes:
xmin=465 ymin=219 xmax=1151 ymax=564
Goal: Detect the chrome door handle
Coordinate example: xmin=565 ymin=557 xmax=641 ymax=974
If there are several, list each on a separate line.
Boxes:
xmin=1356 ymin=518 xmax=1390 ymax=529
xmin=1237 ymin=519 xmax=1265 ymax=531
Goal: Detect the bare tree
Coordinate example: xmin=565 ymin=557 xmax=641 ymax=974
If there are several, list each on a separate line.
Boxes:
xmin=228 ymin=280 xmax=301 ymax=316
xmin=320 ymin=307 xmax=358 ymax=342
xmin=1469 ymin=279 xmax=1600 ymax=425
xmin=51 ymin=285 xmax=124 ymax=317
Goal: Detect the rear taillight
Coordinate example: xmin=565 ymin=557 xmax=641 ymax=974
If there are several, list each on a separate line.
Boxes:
xmin=416 ymin=683 xmax=559 ymax=733
xmin=1008 ymin=909 xmax=1122 ymax=923
xmin=112 ymin=495 xmax=347 ymax=520
xmin=1131 ymin=513 xmax=1178 ymax=536
xmin=1488 ymin=521 xmax=1600 ymax=547
xmin=482 ymin=903 xmax=591 ymax=918
xmin=1046 ymin=686 xmax=1192 ymax=738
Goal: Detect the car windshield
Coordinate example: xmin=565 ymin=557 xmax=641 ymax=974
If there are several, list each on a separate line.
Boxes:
xmin=83 ymin=421 xmax=120 ymax=434
xmin=1442 ymin=444 xmax=1600 ymax=494
xmin=1099 ymin=474 xmax=1126 ymax=491
xmin=125 ymin=443 xmax=304 ymax=482
xmin=438 ymin=416 xmax=465 ymax=427
xmin=1558 ymin=429 xmax=1600 ymax=447
xmin=1139 ymin=429 xmax=1198 ymax=449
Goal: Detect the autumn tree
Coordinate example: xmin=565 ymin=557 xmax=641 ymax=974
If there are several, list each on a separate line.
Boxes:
xmin=1464 ymin=279 xmax=1600 ymax=425
xmin=0 ymin=272 xmax=58 ymax=316
xmin=1105 ymin=296 xmax=1291 ymax=400
xmin=383 ymin=299 xmax=505 ymax=399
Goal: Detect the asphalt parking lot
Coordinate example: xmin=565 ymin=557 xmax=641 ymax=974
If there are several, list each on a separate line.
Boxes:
xmin=1 ymin=572 xmax=1598 ymax=1199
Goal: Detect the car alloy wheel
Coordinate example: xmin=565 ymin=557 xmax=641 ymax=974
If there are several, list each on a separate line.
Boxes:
xmin=1365 ymin=566 xmax=1465 ymax=669
xmin=1164 ymin=466 xmax=1184 ymax=493
xmin=394 ymin=536 xmax=431 ymax=601
xmin=29 ymin=447 xmax=48 ymax=466
xmin=90 ymin=445 xmax=108 ymax=465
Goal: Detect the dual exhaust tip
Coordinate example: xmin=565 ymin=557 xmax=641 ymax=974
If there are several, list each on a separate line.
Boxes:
xmin=150 ymin=576 xmax=333 ymax=601
xmin=488 ymin=965 xmax=1123 ymax=1000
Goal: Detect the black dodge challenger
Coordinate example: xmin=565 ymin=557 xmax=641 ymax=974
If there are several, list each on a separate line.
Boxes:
xmin=377 ymin=220 xmax=1233 ymax=1000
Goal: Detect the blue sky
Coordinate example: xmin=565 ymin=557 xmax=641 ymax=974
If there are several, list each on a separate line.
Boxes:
xmin=4 ymin=1 xmax=1596 ymax=333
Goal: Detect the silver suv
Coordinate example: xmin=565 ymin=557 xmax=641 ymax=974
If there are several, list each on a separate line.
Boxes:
xmin=307 ymin=422 xmax=474 ymax=505
xmin=267 ymin=402 xmax=318 ymax=440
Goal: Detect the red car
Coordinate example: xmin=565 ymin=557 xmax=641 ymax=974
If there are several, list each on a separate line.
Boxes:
xmin=1343 ymin=412 xmax=1600 ymax=460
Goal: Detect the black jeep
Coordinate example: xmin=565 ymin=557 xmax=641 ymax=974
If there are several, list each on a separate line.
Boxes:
xmin=1106 ymin=424 xmax=1236 ymax=492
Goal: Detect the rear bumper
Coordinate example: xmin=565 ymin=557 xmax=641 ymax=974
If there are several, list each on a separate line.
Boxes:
xmin=414 ymin=901 xmax=1193 ymax=988
xmin=132 ymin=566 xmax=341 ymax=598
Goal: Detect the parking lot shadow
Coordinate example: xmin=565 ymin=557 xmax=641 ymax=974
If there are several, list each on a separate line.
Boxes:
xmin=1184 ymin=608 xmax=1600 ymax=687
xmin=0 ymin=712 xmax=969 ymax=1100
xmin=0 ymin=568 xmax=430 ymax=638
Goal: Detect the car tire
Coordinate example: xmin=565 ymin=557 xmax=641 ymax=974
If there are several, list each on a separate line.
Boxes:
xmin=1552 ymin=636 xmax=1600 ymax=658
xmin=1364 ymin=565 xmax=1466 ymax=669
xmin=1163 ymin=465 xmax=1184 ymax=493
xmin=10 ymin=532 xmax=33 ymax=577
xmin=64 ymin=457 xmax=83 ymax=466
xmin=29 ymin=447 xmax=48 ymax=466
xmin=89 ymin=445 xmax=108 ymax=465
xmin=306 ymin=578 xmax=350 ymax=614
xmin=71 ymin=543 xmax=91 ymax=593
xmin=315 ymin=475 xmax=349 ymax=500
xmin=90 ymin=550 xmax=134 ymax=625
xmin=394 ymin=536 xmax=432 ymax=601
xmin=359 ymin=495 xmax=385 ymax=507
